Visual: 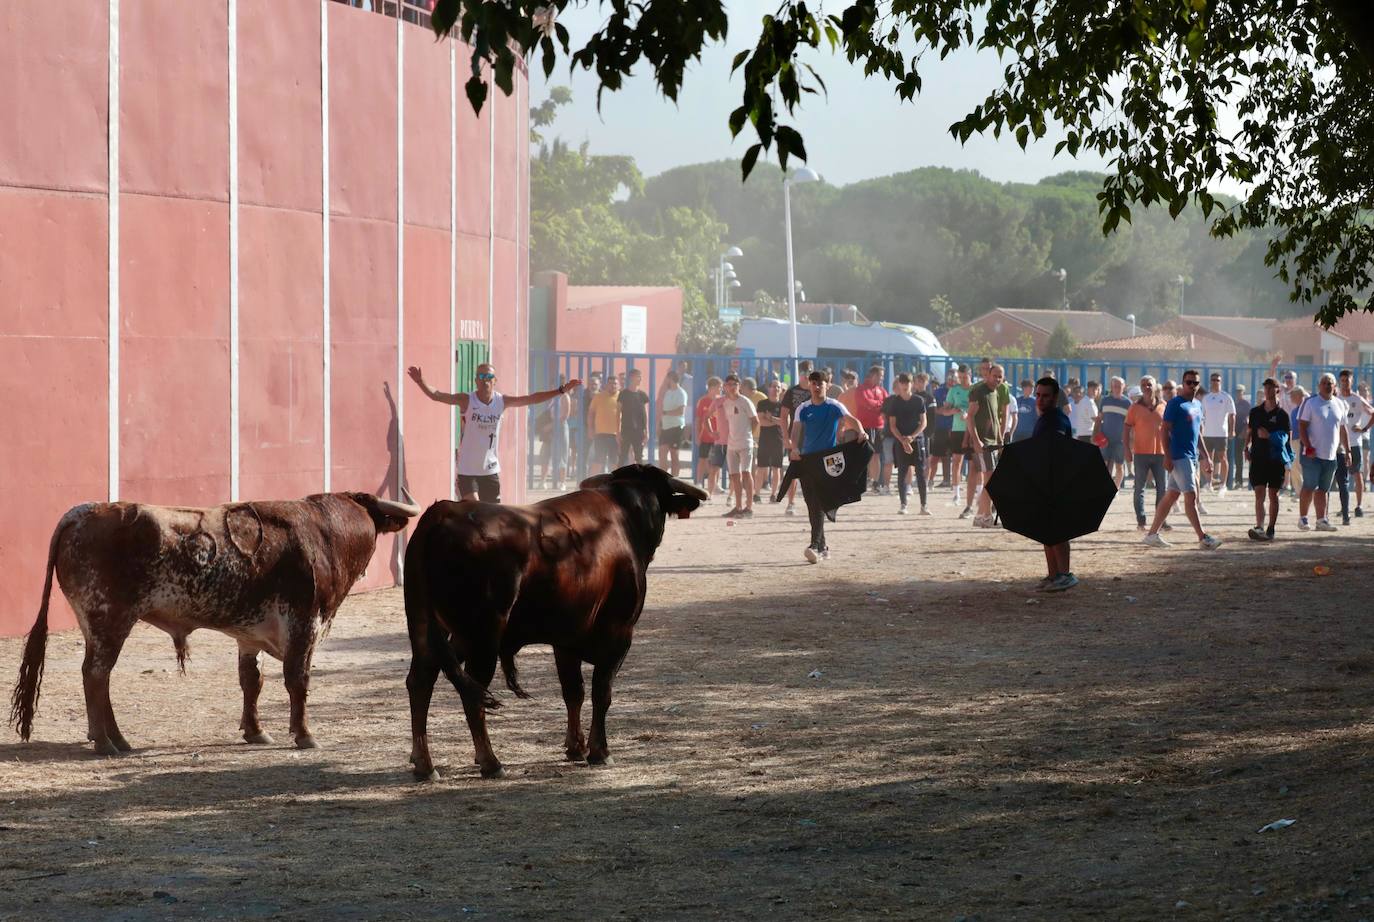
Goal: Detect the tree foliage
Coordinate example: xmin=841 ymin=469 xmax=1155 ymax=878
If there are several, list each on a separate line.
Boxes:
xmin=432 ymin=0 xmax=1374 ymax=325
xmin=1043 ymin=320 xmax=1080 ymax=360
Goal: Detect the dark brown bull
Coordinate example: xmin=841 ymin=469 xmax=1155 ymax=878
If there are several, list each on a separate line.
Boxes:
xmin=402 ymin=464 xmax=706 ymax=780
xmin=9 ymin=492 xmax=418 ymax=753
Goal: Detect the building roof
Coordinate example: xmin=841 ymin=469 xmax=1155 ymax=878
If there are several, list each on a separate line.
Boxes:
xmin=565 ymin=285 xmax=679 ymax=310
xmin=1079 ymin=331 xmax=1239 ymax=353
xmin=1271 ymin=316 xmax=1350 ymax=338
xmin=1174 ymin=314 xmax=1276 ymax=352
xmin=964 ymin=308 xmax=1140 ymax=343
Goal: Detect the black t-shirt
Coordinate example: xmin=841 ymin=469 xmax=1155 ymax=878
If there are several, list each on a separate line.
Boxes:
xmin=881 ymin=393 xmax=928 ymax=437
xmin=917 ymin=390 xmax=939 ymax=434
xmin=757 ymin=398 xmax=784 ymax=448
xmin=1248 ymin=402 xmax=1290 ymax=463
xmin=781 ymin=383 xmax=811 ymax=416
xmin=618 ymin=389 xmax=650 ymax=432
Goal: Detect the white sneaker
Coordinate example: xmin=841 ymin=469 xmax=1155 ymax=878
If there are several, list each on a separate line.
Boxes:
xmin=951 ymin=487 xmax=962 ymax=505
xmin=898 ymin=504 xmax=909 ymax=515
xmin=784 ymin=504 xmax=796 ymax=517
xmin=804 ymin=547 xmax=819 ymax=563
xmin=918 ymin=506 xmax=931 ymax=516
xmin=958 ymin=506 xmax=973 ymax=520
xmin=1298 ymin=517 xmax=1311 ymax=531
xmin=1218 ymin=487 xmax=1228 ymax=499
xmin=1316 ymin=519 xmax=1338 ymax=532
xmin=1143 ymin=532 xmax=1170 ymax=548
xmin=1199 ymin=535 xmax=1222 ymax=550
xmin=1197 ymin=501 xmax=1210 ymax=516
xmin=819 ymin=548 xmax=830 ymax=560
xmin=972 ymin=515 xmax=995 ymax=528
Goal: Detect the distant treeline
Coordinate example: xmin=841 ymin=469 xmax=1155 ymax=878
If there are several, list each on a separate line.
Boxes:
xmin=617 ymin=163 xmax=1300 ymax=332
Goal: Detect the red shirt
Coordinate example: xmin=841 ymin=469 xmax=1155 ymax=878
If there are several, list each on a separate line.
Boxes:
xmin=695 ymin=395 xmax=718 ymax=444
xmin=853 ymin=383 xmax=888 ymax=429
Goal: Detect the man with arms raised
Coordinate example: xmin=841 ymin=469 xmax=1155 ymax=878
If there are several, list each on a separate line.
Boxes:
xmin=409 ymin=363 xmax=579 ymax=502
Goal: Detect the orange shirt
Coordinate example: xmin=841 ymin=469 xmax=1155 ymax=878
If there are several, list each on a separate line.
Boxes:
xmin=1126 ymin=401 xmax=1165 ymax=455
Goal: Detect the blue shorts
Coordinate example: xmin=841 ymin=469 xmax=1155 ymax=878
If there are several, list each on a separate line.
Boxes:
xmin=1168 ymin=457 xmax=1198 ymax=494
xmin=1101 ymin=438 xmax=1125 ymax=464
xmin=1300 ymin=455 xmax=1338 ymax=492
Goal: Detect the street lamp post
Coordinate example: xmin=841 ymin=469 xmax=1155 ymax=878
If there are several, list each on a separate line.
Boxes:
xmin=1054 ymin=267 xmax=1068 ymax=310
xmin=1126 ymin=313 xmax=1136 ymax=337
xmin=1175 ymin=274 xmax=1186 ymax=315
xmin=710 ymin=246 xmax=743 ymax=315
xmin=784 ymin=167 xmax=820 ymax=377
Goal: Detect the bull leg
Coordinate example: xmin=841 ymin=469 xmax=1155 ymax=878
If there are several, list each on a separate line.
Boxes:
xmin=406 ymin=654 xmax=442 ymax=781
xmin=586 ymin=660 xmax=621 ymax=767
xmin=452 ymin=651 xmax=504 ymax=779
xmin=283 ymin=624 xmax=320 ymax=750
xmin=554 ymin=647 xmax=587 ymax=762
xmin=237 ymin=644 xmax=273 ymax=745
xmin=80 ymin=616 xmax=136 ymax=755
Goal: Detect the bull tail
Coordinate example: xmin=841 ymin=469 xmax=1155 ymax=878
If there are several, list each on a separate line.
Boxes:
xmin=10 ymin=507 xmax=83 ymax=740
xmin=500 ymin=651 xmax=532 ymax=700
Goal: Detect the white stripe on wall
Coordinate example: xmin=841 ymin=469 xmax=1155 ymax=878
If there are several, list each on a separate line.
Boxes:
xmin=321 ymin=0 xmax=332 ymax=492
xmin=449 ymin=39 xmax=457 ymax=500
xmin=396 ymin=14 xmax=405 ymax=503
xmin=487 ymin=67 xmax=494 ymax=356
xmin=108 ymin=0 xmax=120 ymax=502
xmin=228 ymin=0 xmax=240 ymax=501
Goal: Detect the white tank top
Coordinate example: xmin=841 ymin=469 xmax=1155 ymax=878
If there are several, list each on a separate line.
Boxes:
xmin=459 ymin=392 xmax=505 ymax=476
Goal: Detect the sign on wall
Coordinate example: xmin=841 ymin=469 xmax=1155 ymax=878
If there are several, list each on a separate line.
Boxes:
xmin=620 ymin=304 xmax=648 ymax=353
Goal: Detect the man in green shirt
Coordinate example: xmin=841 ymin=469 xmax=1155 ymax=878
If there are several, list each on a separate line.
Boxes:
xmin=939 ymin=364 xmax=973 ymax=512
xmin=966 ymin=363 xmax=1011 ymax=527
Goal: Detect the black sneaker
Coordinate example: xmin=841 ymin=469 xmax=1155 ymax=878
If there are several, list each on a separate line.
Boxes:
xmin=1357 ymin=507 xmax=1365 ymax=518
xmin=1343 ymin=514 xmax=1352 ymax=526
xmin=1265 ymin=525 xmax=1275 ymax=540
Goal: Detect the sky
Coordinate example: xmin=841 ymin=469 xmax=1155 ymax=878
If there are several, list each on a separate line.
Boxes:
xmin=531 ymin=1 xmax=1113 ymax=187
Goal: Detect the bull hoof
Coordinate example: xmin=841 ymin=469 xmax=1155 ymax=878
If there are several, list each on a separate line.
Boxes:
xmin=294 ymin=734 xmax=319 ymax=750
xmin=479 ymin=763 xmax=506 ymax=779
xmin=243 ymin=731 xmax=274 ymax=745
xmin=587 ymin=753 xmax=614 ymax=767
xmin=110 ymin=733 xmax=133 ymax=752
xmin=413 ymin=768 xmax=441 ymax=782
xmin=92 ymin=736 xmax=121 ymax=757
xmin=565 ymin=749 xmax=589 ymax=763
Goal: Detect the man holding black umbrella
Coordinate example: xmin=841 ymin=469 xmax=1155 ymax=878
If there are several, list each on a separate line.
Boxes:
xmin=1032 ymin=377 xmax=1078 ymax=591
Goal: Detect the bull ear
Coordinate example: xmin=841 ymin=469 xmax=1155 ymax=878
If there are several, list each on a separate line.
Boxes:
xmin=579 ymin=473 xmax=613 ymax=490
xmin=666 ymin=492 xmax=703 ymax=519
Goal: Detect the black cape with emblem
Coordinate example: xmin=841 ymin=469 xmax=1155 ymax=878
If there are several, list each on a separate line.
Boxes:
xmin=773 ymin=440 xmax=874 ymax=513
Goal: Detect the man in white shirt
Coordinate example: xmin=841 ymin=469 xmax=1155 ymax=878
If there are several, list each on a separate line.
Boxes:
xmin=1296 ymin=372 xmax=1350 ymax=531
xmin=1335 ymin=369 xmax=1374 ymax=523
xmin=1071 ymin=381 xmax=1100 ymax=442
xmin=1199 ymin=372 xmax=1237 ymax=496
xmin=656 ymin=369 xmax=690 ymax=477
xmin=409 ymin=364 xmax=579 ymax=502
xmin=713 ymin=374 xmax=759 ymax=518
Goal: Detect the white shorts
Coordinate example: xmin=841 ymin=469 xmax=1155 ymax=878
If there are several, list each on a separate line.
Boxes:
xmin=1169 ymin=457 xmax=1198 ymax=494
xmin=727 ymin=446 xmax=755 ymax=474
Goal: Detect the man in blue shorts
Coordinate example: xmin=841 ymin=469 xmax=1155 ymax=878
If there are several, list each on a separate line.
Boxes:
xmin=1143 ymin=369 xmax=1222 ymax=549
xmin=790 ymin=370 xmax=867 ymax=563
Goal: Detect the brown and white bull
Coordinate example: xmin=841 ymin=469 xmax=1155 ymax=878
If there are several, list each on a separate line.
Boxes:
xmin=9 ymin=492 xmax=418 ymax=754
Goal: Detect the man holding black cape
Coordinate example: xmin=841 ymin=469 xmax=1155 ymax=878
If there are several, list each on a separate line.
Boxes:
xmin=785 ymin=370 xmax=869 ymax=563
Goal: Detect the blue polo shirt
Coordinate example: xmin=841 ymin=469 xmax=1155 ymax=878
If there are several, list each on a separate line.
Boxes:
xmin=1014 ymin=394 xmax=1037 ymax=441
xmin=798 ymin=398 xmax=845 ymax=454
xmin=1163 ymin=395 xmax=1203 ymax=460
xmin=1100 ymin=394 xmax=1132 ymax=442
xmin=932 ymin=385 xmax=952 ymax=431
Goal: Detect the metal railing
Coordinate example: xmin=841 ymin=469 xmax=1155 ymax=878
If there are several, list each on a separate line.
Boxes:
xmin=329 ymin=0 xmax=435 ymax=29
xmin=524 ymin=349 xmax=1374 ymax=488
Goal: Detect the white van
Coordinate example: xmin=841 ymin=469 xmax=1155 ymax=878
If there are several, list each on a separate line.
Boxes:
xmin=736 ymin=318 xmax=952 ymax=372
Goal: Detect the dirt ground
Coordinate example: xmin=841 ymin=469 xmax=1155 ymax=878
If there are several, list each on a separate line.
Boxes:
xmin=2 ymin=480 xmax=1373 ymax=921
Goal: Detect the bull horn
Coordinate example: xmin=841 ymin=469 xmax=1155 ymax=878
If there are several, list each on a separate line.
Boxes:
xmin=374 ymin=497 xmax=421 ymax=517
xmin=667 ymin=476 xmax=709 ymax=500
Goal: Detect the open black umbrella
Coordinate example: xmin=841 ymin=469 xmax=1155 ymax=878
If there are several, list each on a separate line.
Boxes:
xmin=985 ymin=435 xmax=1119 ymax=546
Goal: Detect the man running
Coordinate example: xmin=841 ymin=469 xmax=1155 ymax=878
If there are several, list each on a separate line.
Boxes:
xmin=791 ymin=370 xmax=867 ymax=562
xmin=408 ymin=363 xmax=579 ymax=502
xmin=779 ymin=361 xmax=815 ymax=516
xmin=1143 ymin=369 xmax=1222 ymax=549
xmin=1245 ymin=377 xmax=1290 ymax=541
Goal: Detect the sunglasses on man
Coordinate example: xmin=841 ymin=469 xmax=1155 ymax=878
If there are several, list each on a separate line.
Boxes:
xmin=476 ymin=372 xmax=496 ymax=381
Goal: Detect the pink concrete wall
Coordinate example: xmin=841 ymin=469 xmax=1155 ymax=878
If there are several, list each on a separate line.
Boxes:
xmin=555 ymin=289 xmax=685 ymax=355
xmin=0 ymin=4 xmax=528 ymax=636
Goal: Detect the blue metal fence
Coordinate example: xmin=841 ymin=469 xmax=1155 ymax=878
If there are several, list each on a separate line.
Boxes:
xmin=525 ymin=349 xmax=1374 ymax=488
